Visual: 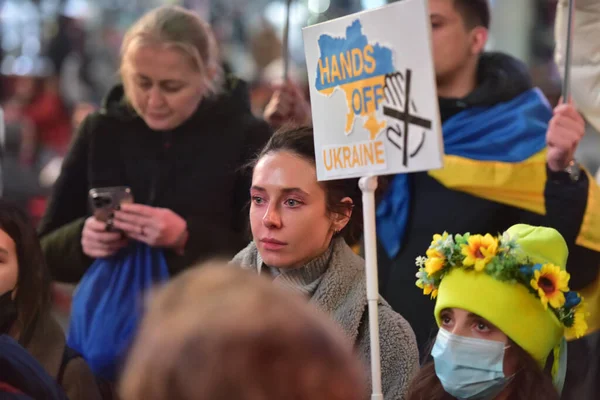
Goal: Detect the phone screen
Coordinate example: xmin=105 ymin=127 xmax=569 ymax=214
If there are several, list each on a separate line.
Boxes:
xmin=89 ymin=187 xmax=134 ymax=222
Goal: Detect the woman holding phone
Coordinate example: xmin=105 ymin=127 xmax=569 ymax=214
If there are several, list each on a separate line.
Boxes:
xmin=39 ymin=4 xmax=270 ymax=281
xmin=38 ymin=5 xmax=271 ymax=381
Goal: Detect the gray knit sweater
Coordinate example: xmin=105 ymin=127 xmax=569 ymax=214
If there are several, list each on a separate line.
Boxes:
xmin=232 ymin=238 xmax=420 ymax=400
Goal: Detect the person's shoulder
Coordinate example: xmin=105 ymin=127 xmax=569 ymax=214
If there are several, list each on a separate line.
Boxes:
xmin=378 ymin=299 xmax=418 ymax=345
xmin=475 ymin=52 xmax=532 ymax=105
xmin=77 ymin=84 xmax=138 ymax=139
xmin=77 ymin=109 xmax=123 ymax=140
xmin=204 ymin=75 xmax=252 ymax=117
xmin=355 ymin=295 xmax=419 ymax=397
xmin=376 ymin=300 xmax=420 ymax=382
xmin=230 ymin=241 xmax=259 ymax=270
xmin=61 ymin=357 xmax=102 ymax=400
xmin=333 ymin=240 xmax=366 ymax=274
xmin=81 ymin=109 xmax=108 ymax=126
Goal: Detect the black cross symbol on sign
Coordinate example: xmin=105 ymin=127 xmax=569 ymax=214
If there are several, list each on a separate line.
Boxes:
xmin=382 ymin=69 xmax=432 ymax=167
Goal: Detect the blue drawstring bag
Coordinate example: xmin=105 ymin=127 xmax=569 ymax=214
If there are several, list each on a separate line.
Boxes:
xmin=67 ymin=241 xmax=170 ymax=381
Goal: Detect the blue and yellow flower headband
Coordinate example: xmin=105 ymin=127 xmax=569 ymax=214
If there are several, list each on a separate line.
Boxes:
xmin=415 ymin=232 xmax=588 ymax=338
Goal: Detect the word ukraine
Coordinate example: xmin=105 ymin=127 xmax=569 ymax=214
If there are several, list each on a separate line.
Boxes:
xmin=322 ymin=140 xmax=387 ymax=175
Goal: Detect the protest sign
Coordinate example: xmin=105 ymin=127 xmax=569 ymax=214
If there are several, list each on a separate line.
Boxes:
xmin=303 ymin=0 xmax=443 ymax=181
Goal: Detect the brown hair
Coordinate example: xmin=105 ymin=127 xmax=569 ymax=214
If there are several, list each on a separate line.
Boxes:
xmin=406 ymin=339 xmax=559 ymax=400
xmin=250 ymin=125 xmax=364 ymax=246
xmin=119 ymin=261 xmax=367 ymax=400
xmin=453 ymin=0 xmax=491 ymax=29
xmin=0 ymin=200 xmax=51 ymax=346
xmin=120 ymin=5 xmax=222 ymax=95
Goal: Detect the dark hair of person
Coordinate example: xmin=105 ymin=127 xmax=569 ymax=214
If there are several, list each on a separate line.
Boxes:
xmin=406 ymin=338 xmax=559 ymax=400
xmin=0 ymin=200 xmax=52 ymax=346
xmin=454 ymin=0 xmax=491 ymax=30
xmin=249 ymin=125 xmax=363 ymax=246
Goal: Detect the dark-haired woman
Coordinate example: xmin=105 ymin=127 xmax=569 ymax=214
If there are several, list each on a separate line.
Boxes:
xmin=0 ymin=200 xmax=101 ymax=400
xmin=231 ymin=126 xmax=419 ymax=400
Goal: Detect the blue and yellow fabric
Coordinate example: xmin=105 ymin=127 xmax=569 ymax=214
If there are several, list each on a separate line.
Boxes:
xmin=377 ymin=88 xmax=600 ymax=335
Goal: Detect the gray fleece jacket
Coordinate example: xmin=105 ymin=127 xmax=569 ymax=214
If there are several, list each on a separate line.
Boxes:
xmin=232 ymin=238 xmax=420 ymax=400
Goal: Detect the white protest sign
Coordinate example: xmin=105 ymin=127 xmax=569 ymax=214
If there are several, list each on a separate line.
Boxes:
xmin=303 ymin=3 xmax=442 ymax=398
xmin=303 ymin=0 xmax=443 ymax=181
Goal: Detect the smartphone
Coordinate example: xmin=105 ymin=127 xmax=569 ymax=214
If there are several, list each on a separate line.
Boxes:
xmin=88 ymin=186 xmax=134 ymax=222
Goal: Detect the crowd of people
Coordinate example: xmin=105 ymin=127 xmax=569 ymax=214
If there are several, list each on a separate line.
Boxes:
xmin=0 ymin=0 xmax=599 ymax=399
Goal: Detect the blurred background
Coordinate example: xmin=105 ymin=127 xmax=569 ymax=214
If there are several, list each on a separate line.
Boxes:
xmin=0 ymin=0 xmax=588 ymax=325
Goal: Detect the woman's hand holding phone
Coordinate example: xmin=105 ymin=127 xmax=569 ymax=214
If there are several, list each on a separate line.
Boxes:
xmin=81 ymin=217 xmax=129 ymax=258
xmin=113 ymin=204 xmax=188 ymax=253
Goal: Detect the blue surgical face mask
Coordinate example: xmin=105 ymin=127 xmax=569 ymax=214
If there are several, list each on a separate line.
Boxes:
xmin=432 ymin=328 xmax=512 ymax=400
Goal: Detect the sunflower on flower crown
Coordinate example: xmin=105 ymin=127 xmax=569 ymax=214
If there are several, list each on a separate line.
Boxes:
xmin=415 ymin=228 xmax=588 ymax=339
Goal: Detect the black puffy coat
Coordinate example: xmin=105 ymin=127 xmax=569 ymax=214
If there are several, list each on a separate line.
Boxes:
xmin=39 ymin=78 xmax=271 ymax=281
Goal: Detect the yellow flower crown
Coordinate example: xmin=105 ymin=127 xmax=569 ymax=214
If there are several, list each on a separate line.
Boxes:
xmin=415 ymin=232 xmax=588 ymax=338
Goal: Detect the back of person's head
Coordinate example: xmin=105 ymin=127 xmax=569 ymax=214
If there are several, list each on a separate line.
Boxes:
xmin=251 ymin=125 xmax=363 ymax=246
xmin=0 ymin=200 xmax=51 ymax=346
xmin=119 ymin=261 xmax=367 ymax=400
xmin=120 ymin=5 xmax=221 ymax=95
xmin=453 ymin=0 xmax=490 ymax=30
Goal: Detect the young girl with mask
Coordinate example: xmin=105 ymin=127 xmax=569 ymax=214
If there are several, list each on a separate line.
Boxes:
xmin=0 ymin=200 xmax=101 ymax=400
xmin=232 ymin=126 xmax=419 ymax=399
xmin=406 ymin=224 xmax=588 ymax=400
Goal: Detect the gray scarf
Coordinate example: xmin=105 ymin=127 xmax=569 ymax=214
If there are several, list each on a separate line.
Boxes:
xmin=256 ymin=243 xmax=333 ymax=296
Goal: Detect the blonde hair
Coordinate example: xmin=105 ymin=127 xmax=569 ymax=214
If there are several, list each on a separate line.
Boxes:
xmin=120 ymin=5 xmax=222 ymax=95
xmin=119 ymin=261 xmax=367 ymax=400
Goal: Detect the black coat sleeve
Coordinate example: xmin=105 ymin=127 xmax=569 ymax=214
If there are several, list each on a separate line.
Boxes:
xmin=38 ymin=116 xmax=94 ymax=283
xmin=544 ymin=167 xmax=600 ymax=290
xmin=520 ymin=167 xmax=600 ymax=290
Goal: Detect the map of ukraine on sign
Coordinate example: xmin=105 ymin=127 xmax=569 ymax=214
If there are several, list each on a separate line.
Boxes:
xmin=316 ymin=20 xmax=394 ymax=139
xmin=303 ymin=0 xmax=444 ymax=181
